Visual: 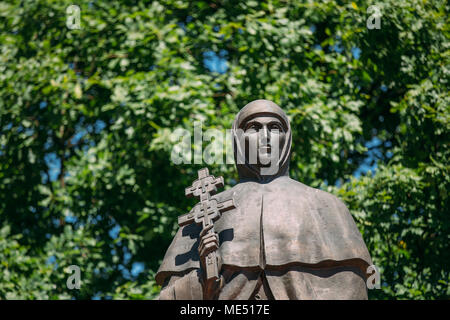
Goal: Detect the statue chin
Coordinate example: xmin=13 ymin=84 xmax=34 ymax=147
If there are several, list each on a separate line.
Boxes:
xmin=257 ymin=152 xmax=277 ymax=166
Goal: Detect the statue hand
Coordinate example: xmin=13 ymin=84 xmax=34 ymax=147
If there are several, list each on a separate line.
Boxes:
xmin=198 ymin=225 xmax=219 ymax=260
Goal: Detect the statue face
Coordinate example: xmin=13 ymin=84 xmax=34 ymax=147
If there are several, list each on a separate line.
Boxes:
xmin=242 ymin=115 xmax=286 ymax=168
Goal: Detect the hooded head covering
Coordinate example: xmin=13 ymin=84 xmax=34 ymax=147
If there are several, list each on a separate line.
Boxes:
xmin=232 ymin=100 xmax=292 ymax=182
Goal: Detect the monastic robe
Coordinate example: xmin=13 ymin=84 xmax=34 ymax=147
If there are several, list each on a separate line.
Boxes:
xmin=156 ymin=176 xmax=372 ymax=299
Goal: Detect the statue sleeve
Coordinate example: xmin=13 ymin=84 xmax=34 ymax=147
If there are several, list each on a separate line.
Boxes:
xmin=158 ymin=269 xmax=203 ymax=300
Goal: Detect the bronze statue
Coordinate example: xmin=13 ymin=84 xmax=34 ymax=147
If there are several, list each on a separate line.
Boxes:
xmin=156 ymin=99 xmax=373 ymax=300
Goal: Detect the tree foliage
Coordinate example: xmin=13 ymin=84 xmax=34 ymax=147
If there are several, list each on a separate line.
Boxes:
xmin=0 ymin=0 xmax=448 ymax=299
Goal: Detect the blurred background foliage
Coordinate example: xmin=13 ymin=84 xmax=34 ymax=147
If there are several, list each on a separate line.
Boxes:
xmin=0 ymin=0 xmax=448 ymax=299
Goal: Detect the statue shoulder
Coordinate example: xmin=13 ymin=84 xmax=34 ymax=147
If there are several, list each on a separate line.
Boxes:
xmin=211 ymin=182 xmax=241 ymax=202
xmin=282 ymin=177 xmax=351 ymax=211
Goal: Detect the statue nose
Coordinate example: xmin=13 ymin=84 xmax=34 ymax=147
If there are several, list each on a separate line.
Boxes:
xmin=259 ymin=126 xmax=270 ymax=144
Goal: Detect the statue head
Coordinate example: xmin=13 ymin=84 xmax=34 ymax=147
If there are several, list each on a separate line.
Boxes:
xmin=232 ymin=99 xmax=292 ymax=182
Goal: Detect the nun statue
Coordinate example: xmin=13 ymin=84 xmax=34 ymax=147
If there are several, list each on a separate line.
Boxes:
xmin=156 ymin=99 xmax=373 ymax=300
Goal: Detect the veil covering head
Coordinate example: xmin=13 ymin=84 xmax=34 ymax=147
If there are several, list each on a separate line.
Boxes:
xmin=232 ymin=99 xmax=292 ymax=182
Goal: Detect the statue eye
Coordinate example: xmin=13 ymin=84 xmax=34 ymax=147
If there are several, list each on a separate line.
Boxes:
xmin=269 ymin=123 xmax=283 ymax=132
xmin=245 ymin=123 xmax=260 ymax=132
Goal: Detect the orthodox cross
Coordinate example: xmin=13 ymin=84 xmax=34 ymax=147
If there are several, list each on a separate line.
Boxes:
xmin=178 ymin=168 xmax=235 ymax=289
